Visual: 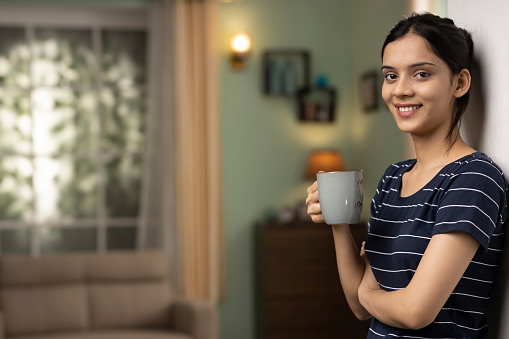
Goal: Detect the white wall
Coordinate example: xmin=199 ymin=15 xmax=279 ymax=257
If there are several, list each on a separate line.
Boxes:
xmin=448 ymin=0 xmax=509 ymax=171
xmin=448 ymin=1 xmax=509 ymax=338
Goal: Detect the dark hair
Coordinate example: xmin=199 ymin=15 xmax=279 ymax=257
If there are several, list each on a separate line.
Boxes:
xmin=381 ymin=13 xmax=474 ymax=145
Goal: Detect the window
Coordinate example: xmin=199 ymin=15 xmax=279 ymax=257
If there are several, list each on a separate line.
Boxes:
xmin=0 ymin=6 xmax=148 ymax=254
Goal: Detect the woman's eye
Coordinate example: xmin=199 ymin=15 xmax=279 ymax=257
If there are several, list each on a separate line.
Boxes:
xmin=416 ymin=72 xmax=430 ymax=78
xmin=384 ymin=74 xmax=397 ymax=81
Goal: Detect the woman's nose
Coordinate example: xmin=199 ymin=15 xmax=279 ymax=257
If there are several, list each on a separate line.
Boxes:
xmin=393 ymin=76 xmax=414 ymax=97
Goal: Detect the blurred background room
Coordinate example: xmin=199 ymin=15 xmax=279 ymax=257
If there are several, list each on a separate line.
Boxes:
xmin=0 ymin=0 xmax=507 ymax=339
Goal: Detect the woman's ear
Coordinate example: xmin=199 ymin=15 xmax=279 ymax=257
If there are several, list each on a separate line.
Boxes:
xmin=453 ymin=68 xmax=471 ymax=98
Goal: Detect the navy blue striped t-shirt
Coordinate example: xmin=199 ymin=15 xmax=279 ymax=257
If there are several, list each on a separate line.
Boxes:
xmin=364 ymin=152 xmax=508 ymax=339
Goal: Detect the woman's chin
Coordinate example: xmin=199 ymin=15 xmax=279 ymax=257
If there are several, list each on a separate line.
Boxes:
xmin=394 ymin=122 xmax=416 ymax=134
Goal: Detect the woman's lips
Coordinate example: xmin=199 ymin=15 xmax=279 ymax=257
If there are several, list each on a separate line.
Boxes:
xmin=395 ymin=104 xmax=422 ymax=118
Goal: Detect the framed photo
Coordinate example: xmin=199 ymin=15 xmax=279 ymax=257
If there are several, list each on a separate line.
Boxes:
xmin=262 ymin=49 xmax=310 ymax=97
xmin=360 ymin=71 xmax=379 ymax=112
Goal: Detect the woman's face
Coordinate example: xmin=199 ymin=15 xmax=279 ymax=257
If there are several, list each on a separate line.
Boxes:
xmin=381 ymin=33 xmax=457 ymax=138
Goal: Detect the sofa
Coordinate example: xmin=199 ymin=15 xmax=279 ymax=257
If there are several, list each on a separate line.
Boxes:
xmin=0 ymin=250 xmax=217 ymax=339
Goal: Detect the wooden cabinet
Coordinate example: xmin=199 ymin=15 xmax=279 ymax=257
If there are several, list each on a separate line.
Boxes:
xmin=255 ymin=221 xmax=371 ymax=339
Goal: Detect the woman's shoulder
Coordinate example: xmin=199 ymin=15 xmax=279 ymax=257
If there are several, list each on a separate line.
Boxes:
xmin=449 ymin=152 xmax=505 ymax=181
xmin=445 ymin=152 xmax=508 ymax=201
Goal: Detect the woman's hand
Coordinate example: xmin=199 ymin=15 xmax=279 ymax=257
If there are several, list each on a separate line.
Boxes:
xmin=306 ymin=180 xmax=325 ymax=223
xmin=358 ymin=241 xmax=380 ymax=307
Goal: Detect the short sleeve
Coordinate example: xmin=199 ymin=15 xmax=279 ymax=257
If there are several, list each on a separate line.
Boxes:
xmin=433 ymin=164 xmax=508 ymax=253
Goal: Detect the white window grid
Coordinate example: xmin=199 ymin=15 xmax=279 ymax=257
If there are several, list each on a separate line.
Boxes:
xmin=0 ymin=6 xmax=149 ymax=255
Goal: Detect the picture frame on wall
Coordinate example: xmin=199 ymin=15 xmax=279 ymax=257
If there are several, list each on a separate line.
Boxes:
xmin=360 ymin=71 xmax=379 ymax=112
xmin=262 ymin=49 xmax=310 ymax=97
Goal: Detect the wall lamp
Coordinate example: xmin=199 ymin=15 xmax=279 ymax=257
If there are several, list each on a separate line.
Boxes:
xmin=230 ymin=32 xmax=251 ymax=70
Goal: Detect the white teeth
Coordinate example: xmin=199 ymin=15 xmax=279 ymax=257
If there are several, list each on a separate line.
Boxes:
xmin=398 ymin=105 xmax=421 ymax=112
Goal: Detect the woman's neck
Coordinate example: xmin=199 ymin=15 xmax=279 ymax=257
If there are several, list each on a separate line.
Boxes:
xmin=410 ymin=130 xmax=476 ymax=172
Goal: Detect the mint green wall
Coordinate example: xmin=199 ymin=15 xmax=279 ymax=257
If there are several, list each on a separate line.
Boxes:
xmin=218 ymin=2 xmax=353 ymax=338
xmin=347 ymin=0 xmax=408 ymax=221
xmin=218 ymin=1 xmax=406 ymax=339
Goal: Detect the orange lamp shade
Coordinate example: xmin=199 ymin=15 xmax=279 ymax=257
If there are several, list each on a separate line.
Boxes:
xmin=305 ymin=150 xmax=344 ymax=179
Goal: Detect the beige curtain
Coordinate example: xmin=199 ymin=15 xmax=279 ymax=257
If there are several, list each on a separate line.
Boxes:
xmin=173 ymin=0 xmax=224 ymax=300
xmin=143 ymin=0 xmax=179 ymax=291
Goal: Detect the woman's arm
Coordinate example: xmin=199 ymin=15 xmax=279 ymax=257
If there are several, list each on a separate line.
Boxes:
xmin=331 ymin=224 xmax=372 ymax=320
xmin=358 ymin=231 xmax=479 ymax=330
xmin=306 ymin=181 xmax=371 ymax=320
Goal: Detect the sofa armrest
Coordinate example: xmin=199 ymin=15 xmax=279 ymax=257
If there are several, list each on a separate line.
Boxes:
xmin=172 ymin=296 xmax=218 ymax=339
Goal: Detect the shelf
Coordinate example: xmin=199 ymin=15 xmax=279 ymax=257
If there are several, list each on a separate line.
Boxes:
xmin=297 ymin=86 xmax=337 ymax=122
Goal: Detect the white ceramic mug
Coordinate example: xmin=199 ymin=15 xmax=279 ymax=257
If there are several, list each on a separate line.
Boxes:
xmin=317 ymin=170 xmax=364 ymax=225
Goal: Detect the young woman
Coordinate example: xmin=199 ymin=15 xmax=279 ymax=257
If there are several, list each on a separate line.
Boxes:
xmin=306 ymin=13 xmax=508 ymax=338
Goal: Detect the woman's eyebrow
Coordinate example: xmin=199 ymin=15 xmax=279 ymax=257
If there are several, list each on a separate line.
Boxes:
xmin=381 ymin=62 xmax=437 ymax=71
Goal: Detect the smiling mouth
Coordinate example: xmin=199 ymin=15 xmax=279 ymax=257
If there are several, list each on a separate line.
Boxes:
xmin=397 ymin=105 xmax=422 ymax=112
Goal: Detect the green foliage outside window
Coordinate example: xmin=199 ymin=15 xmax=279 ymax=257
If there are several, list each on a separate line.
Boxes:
xmin=0 ymin=26 xmax=147 ymax=253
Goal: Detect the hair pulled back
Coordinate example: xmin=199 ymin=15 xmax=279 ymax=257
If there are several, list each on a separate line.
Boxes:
xmin=381 ymin=13 xmax=474 ymax=144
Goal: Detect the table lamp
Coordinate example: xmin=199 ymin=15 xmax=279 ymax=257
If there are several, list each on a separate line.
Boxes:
xmin=305 ymin=150 xmax=344 ymax=179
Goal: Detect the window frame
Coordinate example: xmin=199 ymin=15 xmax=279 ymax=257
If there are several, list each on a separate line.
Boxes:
xmin=0 ymin=5 xmax=149 ymax=255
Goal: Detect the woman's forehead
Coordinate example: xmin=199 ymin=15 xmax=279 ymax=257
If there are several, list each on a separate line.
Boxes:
xmin=382 ymin=33 xmax=444 ymax=67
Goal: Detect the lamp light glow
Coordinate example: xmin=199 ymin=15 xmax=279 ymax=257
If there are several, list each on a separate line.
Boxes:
xmin=305 ymin=150 xmax=344 ymax=179
xmin=231 ymin=33 xmax=251 ymax=53
xmin=230 ymin=32 xmax=251 ymax=70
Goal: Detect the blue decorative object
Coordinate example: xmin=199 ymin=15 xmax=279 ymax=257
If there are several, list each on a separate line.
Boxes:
xmin=315 ymin=74 xmax=329 ymax=88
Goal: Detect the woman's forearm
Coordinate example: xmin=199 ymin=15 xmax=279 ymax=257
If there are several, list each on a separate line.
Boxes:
xmin=359 ymin=288 xmax=421 ymax=329
xmin=358 ymin=231 xmax=480 ymax=330
xmin=331 ymin=224 xmax=371 ymax=320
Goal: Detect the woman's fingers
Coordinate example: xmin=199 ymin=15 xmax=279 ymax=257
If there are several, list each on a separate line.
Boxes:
xmin=305 ymin=190 xmax=319 ymax=206
xmin=306 ymin=181 xmax=318 ymax=195
xmin=360 ymin=241 xmax=366 ymax=256
xmin=307 ymin=202 xmax=322 ymax=215
xmin=306 ymin=180 xmax=324 ymax=223
xmin=310 ymin=212 xmax=325 ymax=223
xmin=307 ymin=202 xmax=324 ymax=223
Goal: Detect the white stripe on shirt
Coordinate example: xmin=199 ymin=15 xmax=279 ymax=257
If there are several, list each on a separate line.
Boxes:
xmin=369 ymin=233 xmax=431 ymax=240
xmin=451 ymin=292 xmax=490 ymax=300
xmin=471 ymin=260 xmax=498 ymax=267
xmin=445 ymin=188 xmax=499 ymax=209
xmin=365 ymin=249 xmax=423 ymax=257
xmin=453 ymin=172 xmax=504 ymax=192
xmin=378 ymin=282 xmax=403 ymax=291
xmin=422 ymin=187 xmax=445 ymax=192
xmin=371 ymin=216 xmax=435 ymax=224
xmin=369 ymin=328 xmax=385 ymax=337
xmin=382 ymin=202 xmax=438 ymax=209
xmin=455 ymin=158 xmax=504 ymax=176
xmin=434 ymin=220 xmax=489 ymax=239
xmin=437 ymin=205 xmax=496 ymax=229
xmin=371 ymin=266 xmax=416 ymax=273
xmin=461 ymin=276 xmax=493 ymax=284
xmin=441 ymin=307 xmax=484 ymax=315
xmin=432 ymin=321 xmax=488 ymax=331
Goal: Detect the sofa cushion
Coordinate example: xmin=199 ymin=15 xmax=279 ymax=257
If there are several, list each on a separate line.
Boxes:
xmin=86 ymin=251 xmax=169 ymax=282
xmin=10 ymin=329 xmax=193 ymax=339
xmin=89 ymin=281 xmax=172 ymax=329
xmin=0 ymin=251 xmax=169 ymax=286
xmin=1 ymin=284 xmax=88 ymax=336
xmin=0 ymin=255 xmax=87 ymax=286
